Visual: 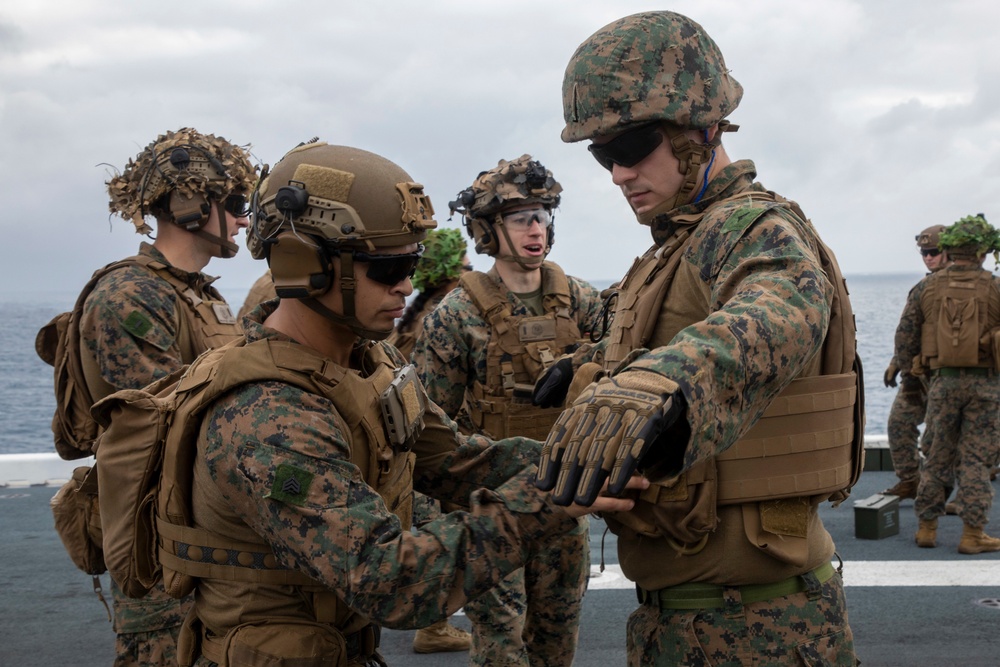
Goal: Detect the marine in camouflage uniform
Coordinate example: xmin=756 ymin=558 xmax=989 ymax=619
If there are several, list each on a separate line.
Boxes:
xmin=388 ymin=226 xmax=471 ymax=362
xmin=413 ymin=156 xmax=600 ymax=667
xmin=535 ymin=12 xmax=860 ymax=665
xmin=882 ymin=225 xmax=949 ymax=499
xmin=390 ymin=227 xmax=474 ymax=653
xmin=895 ymin=215 xmax=1000 ymax=554
xmin=81 ymin=128 xmax=255 ymax=666
xmin=173 ymin=142 xmax=637 ymax=667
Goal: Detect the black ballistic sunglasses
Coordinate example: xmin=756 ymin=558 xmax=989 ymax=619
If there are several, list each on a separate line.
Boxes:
xmin=920 ymin=248 xmax=941 ymax=257
xmin=587 ymin=122 xmax=664 ymax=171
xmin=223 ymin=193 xmax=251 ymax=218
xmin=351 ymin=249 xmax=423 ymax=286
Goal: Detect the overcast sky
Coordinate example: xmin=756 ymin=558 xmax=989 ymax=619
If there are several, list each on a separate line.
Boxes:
xmin=3 ymin=0 xmax=999 ymax=304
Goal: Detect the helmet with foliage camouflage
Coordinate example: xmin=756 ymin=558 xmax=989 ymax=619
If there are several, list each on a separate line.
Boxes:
xmin=915 ymin=225 xmax=946 ymax=249
xmin=561 ymin=11 xmax=743 ymax=143
xmin=412 ymin=228 xmax=468 ymax=292
xmin=938 ymin=214 xmax=1000 ymax=261
xmin=448 ymin=154 xmax=561 ymax=265
xmin=249 ymin=140 xmax=437 ymax=339
xmin=107 ymin=127 xmax=256 ymax=257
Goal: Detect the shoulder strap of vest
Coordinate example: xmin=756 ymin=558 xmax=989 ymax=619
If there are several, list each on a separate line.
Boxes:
xmin=540 ymin=262 xmax=572 ymax=315
xmin=460 ymin=270 xmax=513 ymax=327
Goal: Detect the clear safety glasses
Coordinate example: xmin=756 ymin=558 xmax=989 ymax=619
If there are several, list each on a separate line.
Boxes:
xmin=500 ymin=207 xmax=552 ymax=230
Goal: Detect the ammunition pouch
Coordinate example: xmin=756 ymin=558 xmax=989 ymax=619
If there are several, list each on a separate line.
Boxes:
xmin=468 ymin=382 xmax=565 ymax=441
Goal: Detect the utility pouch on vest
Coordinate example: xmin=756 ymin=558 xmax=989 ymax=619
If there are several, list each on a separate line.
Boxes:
xmin=380 ymin=365 xmax=426 ymax=452
xmin=209 ymin=620 xmax=348 ymax=667
xmin=603 ymin=459 xmax=719 ymax=548
xmin=50 ymin=465 xmax=105 ymax=575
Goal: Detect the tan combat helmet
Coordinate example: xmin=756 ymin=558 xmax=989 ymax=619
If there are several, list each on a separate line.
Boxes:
xmin=448 ymin=154 xmax=562 ymax=270
xmin=561 ymin=11 xmax=743 ymax=222
xmin=249 ymin=140 xmax=437 ymax=339
xmin=915 ymin=225 xmax=946 ymax=249
xmin=107 ymin=127 xmax=257 ymax=258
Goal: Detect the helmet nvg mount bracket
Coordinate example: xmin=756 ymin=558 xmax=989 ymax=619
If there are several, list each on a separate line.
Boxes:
xmin=448 ymin=154 xmax=561 ymax=270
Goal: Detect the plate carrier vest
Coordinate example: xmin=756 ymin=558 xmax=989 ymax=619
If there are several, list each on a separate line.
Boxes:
xmin=95 ymin=337 xmax=420 ymax=663
xmin=460 ymin=262 xmax=584 ymax=440
xmin=599 ymin=190 xmax=865 ymax=550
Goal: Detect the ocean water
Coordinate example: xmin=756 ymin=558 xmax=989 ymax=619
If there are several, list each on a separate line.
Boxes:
xmin=0 ymin=274 xmax=920 ymax=455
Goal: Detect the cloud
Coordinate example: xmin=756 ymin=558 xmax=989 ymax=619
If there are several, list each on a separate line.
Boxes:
xmin=2 ymin=0 xmax=1000 ymax=304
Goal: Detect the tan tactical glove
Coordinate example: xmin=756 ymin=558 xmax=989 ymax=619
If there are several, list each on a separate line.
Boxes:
xmin=883 ymin=360 xmax=899 ymax=388
xmin=535 ymin=370 xmax=685 ymax=506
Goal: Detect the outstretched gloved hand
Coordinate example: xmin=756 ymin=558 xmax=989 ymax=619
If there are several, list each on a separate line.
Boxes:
xmin=536 ymin=370 xmax=685 ymax=506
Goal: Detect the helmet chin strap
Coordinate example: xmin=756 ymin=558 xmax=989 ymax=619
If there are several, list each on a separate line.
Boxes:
xmin=301 ymin=251 xmax=393 ymax=341
xmin=189 ymin=199 xmax=240 ymax=258
xmin=492 ymin=218 xmax=550 ymax=271
xmin=636 ymin=121 xmax=736 ymax=226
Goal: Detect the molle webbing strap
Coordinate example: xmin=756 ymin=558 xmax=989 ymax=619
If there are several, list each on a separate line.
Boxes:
xmin=158 ymin=521 xmax=318 ymax=586
xmin=713 ymin=371 xmax=858 ymax=503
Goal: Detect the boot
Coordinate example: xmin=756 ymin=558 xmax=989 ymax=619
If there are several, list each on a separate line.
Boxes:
xmin=412 ymin=619 xmax=472 ymax=654
xmin=883 ymin=478 xmax=917 ymax=499
xmin=958 ymin=524 xmax=1000 ymax=554
xmin=915 ymin=519 xmax=937 ymax=548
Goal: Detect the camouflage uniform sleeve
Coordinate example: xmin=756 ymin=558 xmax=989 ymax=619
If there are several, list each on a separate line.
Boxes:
xmin=893 ymin=281 xmax=926 ymax=374
xmin=202 ymin=382 xmax=568 ymax=629
xmin=412 ymin=288 xmax=487 ymax=418
xmin=568 ymin=275 xmax=605 ymax=339
xmin=624 ymin=210 xmax=832 ymax=473
xmin=79 ymin=265 xmax=184 ymax=394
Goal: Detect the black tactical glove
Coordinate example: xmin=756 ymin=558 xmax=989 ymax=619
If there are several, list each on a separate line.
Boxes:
xmin=536 ymin=370 xmax=685 ymax=506
xmin=883 ymin=360 xmax=899 ymax=388
xmin=532 ymin=356 xmax=575 ymax=408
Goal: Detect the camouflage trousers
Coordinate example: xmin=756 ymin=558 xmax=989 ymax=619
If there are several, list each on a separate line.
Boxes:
xmin=627 ymin=570 xmax=857 ymax=666
xmin=887 ymin=376 xmax=928 ymax=481
xmin=111 ymin=577 xmax=192 ymax=667
xmin=465 ymin=517 xmax=589 ymax=667
xmin=915 ymin=375 xmax=1000 ymax=526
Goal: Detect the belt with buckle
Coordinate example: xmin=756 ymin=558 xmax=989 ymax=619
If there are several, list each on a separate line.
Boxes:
xmin=932 ymin=367 xmax=993 ymax=378
xmin=636 ymin=562 xmax=836 ymax=610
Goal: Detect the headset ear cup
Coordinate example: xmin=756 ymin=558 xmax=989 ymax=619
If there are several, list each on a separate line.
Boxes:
xmin=471 ymin=219 xmax=498 ymax=255
xmin=267 ymin=232 xmax=333 ymax=298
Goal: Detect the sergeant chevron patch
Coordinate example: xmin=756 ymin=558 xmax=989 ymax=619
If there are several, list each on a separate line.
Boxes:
xmin=267 ymin=463 xmax=314 ymax=506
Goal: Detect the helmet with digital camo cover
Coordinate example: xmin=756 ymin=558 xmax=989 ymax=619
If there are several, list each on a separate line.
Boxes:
xmin=448 ymin=154 xmax=561 ymax=269
xmin=107 ymin=127 xmax=257 ymax=258
xmin=562 ymin=11 xmax=743 ymax=222
xmin=249 ymin=140 xmax=437 ymax=339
